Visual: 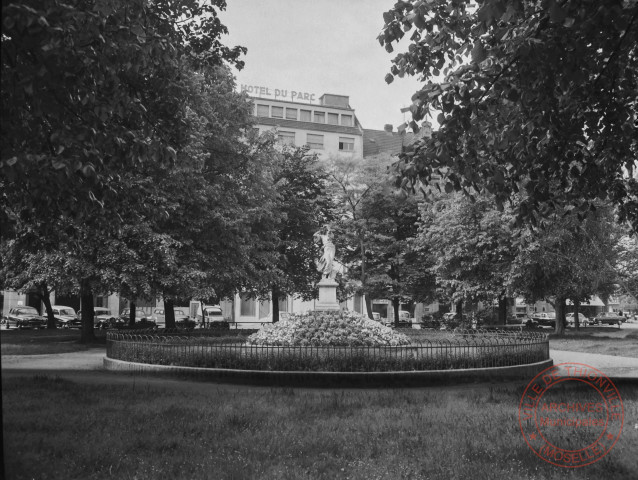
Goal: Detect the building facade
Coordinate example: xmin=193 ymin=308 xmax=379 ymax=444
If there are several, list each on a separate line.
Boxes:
xmin=246 ymin=89 xmax=364 ymax=160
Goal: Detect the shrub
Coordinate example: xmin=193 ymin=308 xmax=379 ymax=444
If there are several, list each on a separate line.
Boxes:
xmin=246 ymin=310 xmax=410 ymax=347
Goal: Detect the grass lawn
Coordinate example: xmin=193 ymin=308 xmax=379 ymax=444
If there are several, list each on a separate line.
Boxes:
xmin=1 ymin=376 xmax=637 ymax=480
xmin=548 ymin=326 xmax=638 ymax=358
xmin=2 ymin=329 xmax=638 ymax=479
xmin=0 ymin=328 xmax=106 ymax=355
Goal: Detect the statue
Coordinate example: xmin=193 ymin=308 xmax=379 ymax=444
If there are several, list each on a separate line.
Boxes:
xmin=314 ymin=226 xmax=336 ymax=279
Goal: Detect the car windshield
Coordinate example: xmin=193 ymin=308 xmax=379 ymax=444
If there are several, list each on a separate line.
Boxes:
xmin=58 ymin=308 xmax=75 ymax=315
xmin=95 ymin=309 xmax=111 ymax=315
xmin=18 ymin=307 xmax=38 ymax=315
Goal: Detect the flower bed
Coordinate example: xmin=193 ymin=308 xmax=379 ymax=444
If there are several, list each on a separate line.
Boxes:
xmin=246 ymin=310 xmax=410 ymax=346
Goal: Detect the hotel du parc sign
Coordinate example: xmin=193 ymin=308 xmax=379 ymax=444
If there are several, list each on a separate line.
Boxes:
xmin=240 ymin=84 xmax=317 ymax=103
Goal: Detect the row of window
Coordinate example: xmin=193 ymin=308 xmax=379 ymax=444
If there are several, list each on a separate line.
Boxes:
xmin=277 ymin=131 xmax=355 ymax=151
xmin=256 ymin=104 xmax=353 ymax=126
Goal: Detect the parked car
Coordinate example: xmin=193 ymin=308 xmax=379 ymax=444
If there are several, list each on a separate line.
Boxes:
xmin=199 ymin=306 xmax=228 ymax=329
xmin=5 ymin=306 xmax=47 ymax=330
xmin=51 ymin=305 xmax=77 ymax=328
xmin=566 ymin=313 xmax=589 ymax=327
xmin=593 ymin=312 xmax=623 ymax=326
xmin=151 ymin=307 xmax=190 ymax=329
xmin=77 ymin=307 xmax=118 ymax=330
xmin=530 ymin=312 xmax=556 ymax=328
xmin=115 ymin=308 xmax=155 ymax=329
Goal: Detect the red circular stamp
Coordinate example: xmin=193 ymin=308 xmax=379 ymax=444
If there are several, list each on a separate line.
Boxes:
xmin=519 ymin=362 xmax=624 ymax=468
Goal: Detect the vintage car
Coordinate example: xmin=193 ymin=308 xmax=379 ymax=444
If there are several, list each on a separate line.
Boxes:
xmin=76 ymin=307 xmax=118 ymax=330
xmin=530 ymin=312 xmax=557 ymax=328
xmin=566 ymin=313 xmax=589 ymax=327
xmin=5 ymin=306 xmax=47 ymax=329
xmin=593 ymin=312 xmax=623 ymax=326
xmin=51 ymin=305 xmax=77 ymax=328
xmin=151 ymin=307 xmax=191 ymax=329
xmin=198 ymin=305 xmax=228 ymax=329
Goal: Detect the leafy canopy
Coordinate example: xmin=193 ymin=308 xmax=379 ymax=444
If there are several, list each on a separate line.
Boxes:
xmin=379 ymin=0 xmax=638 ymax=231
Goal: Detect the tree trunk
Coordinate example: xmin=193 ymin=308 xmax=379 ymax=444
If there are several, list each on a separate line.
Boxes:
xmin=574 ymin=298 xmax=581 ymax=331
xmin=365 ymin=295 xmax=373 ymax=319
xmin=498 ymin=294 xmax=507 ymax=325
xmin=554 ymin=296 xmax=566 ymax=335
xmin=80 ymin=280 xmax=96 ymax=343
xmin=272 ymin=287 xmax=280 ymax=323
xmin=37 ymin=284 xmax=56 ymax=329
xmin=164 ymin=298 xmax=176 ymax=329
xmin=393 ymin=296 xmax=400 ymax=327
xmin=129 ymin=301 xmax=136 ymax=327
xmin=455 ymin=299 xmax=463 ymax=324
xmin=360 ymin=238 xmax=374 ymax=319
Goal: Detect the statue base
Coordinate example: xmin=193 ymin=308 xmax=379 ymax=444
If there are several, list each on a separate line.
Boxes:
xmin=315 ymin=277 xmax=340 ymax=311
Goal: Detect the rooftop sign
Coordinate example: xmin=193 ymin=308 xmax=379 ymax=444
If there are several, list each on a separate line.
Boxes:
xmin=241 ymin=84 xmax=316 ymax=103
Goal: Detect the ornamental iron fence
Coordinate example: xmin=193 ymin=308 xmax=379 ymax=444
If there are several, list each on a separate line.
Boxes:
xmin=106 ymin=329 xmax=549 ymax=372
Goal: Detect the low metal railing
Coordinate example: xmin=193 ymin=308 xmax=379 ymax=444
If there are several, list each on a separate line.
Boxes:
xmin=106 ymin=329 xmax=549 ymax=372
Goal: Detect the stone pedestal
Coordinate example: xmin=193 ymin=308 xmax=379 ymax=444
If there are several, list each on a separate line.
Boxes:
xmin=315 ymin=277 xmax=340 ymax=311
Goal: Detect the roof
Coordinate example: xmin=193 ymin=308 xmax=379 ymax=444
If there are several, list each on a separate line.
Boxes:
xmin=363 ymin=128 xmax=416 ymax=157
xmin=256 ymin=116 xmax=363 ymax=136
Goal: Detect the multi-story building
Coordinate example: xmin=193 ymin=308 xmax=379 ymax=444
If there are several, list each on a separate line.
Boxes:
xmin=245 ymin=87 xmax=364 ymax=160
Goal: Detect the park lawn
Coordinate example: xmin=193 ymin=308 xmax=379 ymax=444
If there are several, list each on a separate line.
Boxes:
xmin=0 ymin=328 xmax=106 ymax=355
xmin=2 ymin=375 xmax=638 ymax=480
xmin=548 ymin=327 xmax=638 ymax=358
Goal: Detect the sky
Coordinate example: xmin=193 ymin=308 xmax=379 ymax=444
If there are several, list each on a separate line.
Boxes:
xmin=219 ymin=0 xmax=426 ymax=131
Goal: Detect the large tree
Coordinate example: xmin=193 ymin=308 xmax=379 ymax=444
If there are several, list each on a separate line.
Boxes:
xmin=1 ymin=0 xmax=247 ymax=340
xmin=268 ymin=145 xmax=335 ymax=322
xmin=509 ymin=206 xmax=619 ymax=333
xmin=417 ymin=192 xmax=517 ymax=324
xmin=329 ymin=154 xmax=433 ymax=324
xmin=379 ymin=0 xmax=638 ymax=231
xmin=328 ymin=154 xmax=395 ymax=318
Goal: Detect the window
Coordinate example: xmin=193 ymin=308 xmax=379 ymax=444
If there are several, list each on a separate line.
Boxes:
xmin=259 ymin=300 xmax=270 ymax=319
xmin=277 ymin=131 xmax=296 ymax=146
xmin=271 ymin=106 xmax=284 ymax=118
xmin=256 ymin=104 xmax=269 ymax=117
xmin=327 ymin=113 xmax=339 ymax=125
xmin=307 ymin=134 xmax=324 ymax=149
xmin=278 ymin=296 xmax=289 ymax=313
xmin=240 ymin=296 xmax=256 ymax=316
xmin=341 ymin=114 xmax=353 ymax=126
xmin=300 ymin=109 xmax=311 ymax=121
xmin=339 ymin=137 xmax=354 ymax=151
xmin=285 ymin=108 xmax=297 ymax=120
xmin=313 ymin=111 xmax=325 ymax=123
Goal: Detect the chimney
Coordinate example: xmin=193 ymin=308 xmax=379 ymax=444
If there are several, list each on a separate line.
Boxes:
xmin=384 ymin=124 xmax=393 ymax=133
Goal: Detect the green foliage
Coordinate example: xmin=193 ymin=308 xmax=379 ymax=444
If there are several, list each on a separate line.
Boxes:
xmin=268 ymin=145 xmax=335 ymax=304
xmin=0 ymin=0 xmax=273 ymax=339
xmin=379 ymin=0 xmax=638 ymax=231
xmin=417 ymin=192 xmax=516 ymax=305
xmin=328 ymin=154 xmax=435 ymax=318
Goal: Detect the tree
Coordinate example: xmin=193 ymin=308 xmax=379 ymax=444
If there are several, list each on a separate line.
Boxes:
xmin=328 ymin=154 xmax=395 ymax=318
xmin=379 ymin=0 xmax=638 ymax=231
xmin=1 ymin=0 xmax=248 ymax=340
xmin=362 ymin=184 xmax=431 ymax=327
xmin=329 ymin=154 xmax=433 ymax=325
xmin=508 ymin=206 xmax=619 ymax=333
xmin=417 ymin=192 xmax=517 ymax=324
xmin=268 ymin=145 xmax=335 ymax=322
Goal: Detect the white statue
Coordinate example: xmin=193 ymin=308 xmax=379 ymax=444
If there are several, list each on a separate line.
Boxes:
xmin=314 ymin=226 xmax=336 ymax=279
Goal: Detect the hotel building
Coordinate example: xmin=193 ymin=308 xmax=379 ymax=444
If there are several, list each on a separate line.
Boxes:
xmin=245 ymin=87 xmax=364 ymax=160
